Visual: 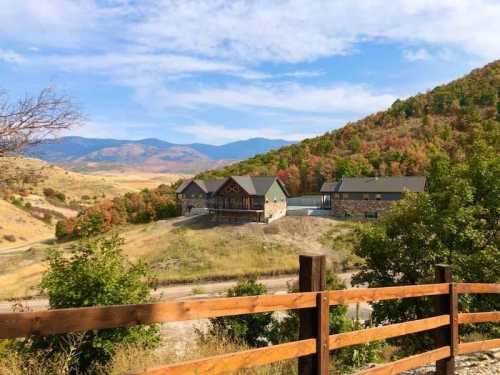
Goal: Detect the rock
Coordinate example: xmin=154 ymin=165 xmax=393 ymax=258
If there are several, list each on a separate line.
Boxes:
xmin=403 ymin=349 xmax=500 ymax=375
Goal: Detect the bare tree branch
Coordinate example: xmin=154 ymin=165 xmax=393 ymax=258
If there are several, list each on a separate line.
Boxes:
xmin=0 ymin=87 xmax=83 ymax=156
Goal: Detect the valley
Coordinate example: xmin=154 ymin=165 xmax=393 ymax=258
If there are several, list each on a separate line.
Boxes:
xmin=0 ymin=214 xmax=361 ymax=300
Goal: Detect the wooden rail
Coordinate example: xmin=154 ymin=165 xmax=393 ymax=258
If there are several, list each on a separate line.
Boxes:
xmin=0 ymin=256 xmax=498 ymax=375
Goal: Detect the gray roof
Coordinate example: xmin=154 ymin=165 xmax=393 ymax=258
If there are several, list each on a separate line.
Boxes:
xmin=175 ymin=178 xmax=226 ymax=194
xmin=320 ymin=181 xmax=341 ymax=193
xmin=175 ymin=179 xmax=194 ymax=193
xmin=320 ymin=176 xmax=426 ymax=193
xmin=215 ymin=176 xmax=289 ymax=197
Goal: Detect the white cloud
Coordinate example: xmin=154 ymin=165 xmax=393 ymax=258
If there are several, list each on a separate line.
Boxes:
xmin=403 ymin=48 xmax=432 ymax=62
xmin=2 ymin=1 xmax=499 ymax=62
xmin=0 ymin=48 xmax=26 ymax=64
xmin=153 ymin=83 xmax=396 ymax=114
xmin=179 ymin=124 xmax=315 ymax=144
xmin=127 ymin=0 xmax=500 ymax=62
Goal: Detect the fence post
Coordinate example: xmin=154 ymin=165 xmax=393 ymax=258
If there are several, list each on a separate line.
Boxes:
xmin=434 ymin=264 xmax=458 ymax=375
xmin=299 ymin=254 xmax=327 ymax=375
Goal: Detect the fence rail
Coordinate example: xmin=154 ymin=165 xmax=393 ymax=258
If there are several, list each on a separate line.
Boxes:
xmin=0 ymin=255 xmax=498 ymax=375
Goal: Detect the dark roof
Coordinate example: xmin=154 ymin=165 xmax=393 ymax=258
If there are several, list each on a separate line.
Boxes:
xmin=320 ymin=176 xmax=426 ymax=193
xmin=175 ymin=179 xmax=194 ymax=193
xmin=175 ymin=178 xmax=226 ymax=194
xmin=215 ymin=176 xmax=289 ymax=197
xmin=320 ymin=181 xmax=341 ymax=193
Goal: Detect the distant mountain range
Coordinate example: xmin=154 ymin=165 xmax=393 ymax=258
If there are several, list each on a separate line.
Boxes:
xmin=26 ymin=136 xmax=293 ymax=173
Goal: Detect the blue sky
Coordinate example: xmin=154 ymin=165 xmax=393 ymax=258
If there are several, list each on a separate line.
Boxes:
xmin=1 ymin=1 xmax=499 ymax=145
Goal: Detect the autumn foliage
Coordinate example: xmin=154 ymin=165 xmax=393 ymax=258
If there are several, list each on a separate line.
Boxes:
xmin=55 ymin=184 xmax=177 ymax=239
xmin=197 ymin=60 xmax=500 ymax=195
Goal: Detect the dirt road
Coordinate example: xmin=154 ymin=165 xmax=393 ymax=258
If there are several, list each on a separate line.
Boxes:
xmin=0 ymin=272 xmax=367 ymax=315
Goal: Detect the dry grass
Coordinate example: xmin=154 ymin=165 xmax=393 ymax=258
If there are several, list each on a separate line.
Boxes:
xmin=0 ymin=157 xmax=188 ymax=202
xmin=0 ymin=335 xmax=296 ymax=375
xmin=86 ymin=171 xmax=190 ymax=192
xmin=0 ymin=200 xmax=53 ymax=251
xmin=0 ymin=216 xmax=357 ymax=300
xmin=101 ymin=335 xmax=296 ymax=375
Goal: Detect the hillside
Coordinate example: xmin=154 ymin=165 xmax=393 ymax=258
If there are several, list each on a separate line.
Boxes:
xmin=26 ymin=137 xmax=293 ymax=173
xmin=197 ymin=61 xmax=500 ymax=194
xmin=0 ymin=215 xmax=360 ymax=299
xmin=0 ymin=199 xmax=53 ymax=250
xmin=0 ymin=157 xmax=188 ymax=249
xmin=0 ymin=157 xmax=185 ymax=201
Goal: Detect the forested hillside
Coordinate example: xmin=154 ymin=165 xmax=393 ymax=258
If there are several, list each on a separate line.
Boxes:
xmin=197 ymin=60 xmax=500 ymax=195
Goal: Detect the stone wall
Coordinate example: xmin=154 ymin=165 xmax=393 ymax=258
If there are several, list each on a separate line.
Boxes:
xmin=331 ymin=199 xmax=393 ymax=219
xmin=264 ymin=201 xmax=287 ymax=222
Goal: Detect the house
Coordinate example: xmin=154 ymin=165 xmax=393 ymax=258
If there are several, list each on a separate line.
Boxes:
xmin=320 ymin=176 xmax=426 ymax=219
xmin=209 ymin=176 xmax=289 ymax=223
xmin=176 ymin=176 xmax=289 ymax=223
xmin=175 ymin=179 xmax=225 ymax=216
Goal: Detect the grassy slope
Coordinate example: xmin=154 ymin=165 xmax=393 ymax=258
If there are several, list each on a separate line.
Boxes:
xmin=0 ymin=200 xmax=53 ymax=250
xmin=0 ymin=216 xmax=360 ymax=299
xmin=197 ymin=60 xmax=500 ymax=194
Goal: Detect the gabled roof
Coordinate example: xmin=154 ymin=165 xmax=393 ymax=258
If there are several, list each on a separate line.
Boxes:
xmin=320 ymin=176 xmax=426 ymax=193
xmin=214 ymin=176 xmax=289 ymax=197
xmin=320 ymin=181 xmax=341 ymax=193
xmin=175 ymin=178 xmax=226 ymax=194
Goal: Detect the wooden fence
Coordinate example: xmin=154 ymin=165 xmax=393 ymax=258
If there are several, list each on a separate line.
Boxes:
xmin=0 ymin=255 xmax=499 ymax=375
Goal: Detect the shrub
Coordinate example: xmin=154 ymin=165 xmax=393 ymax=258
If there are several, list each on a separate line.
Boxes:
xmin=3 ymin=234 xmax=16 ymax=242
xmin=207 ymin=277 xmax=274 ymax=347
xmin=10 ymin=196 xmax=23 ymax=208
xmin=55 ymin=185 xmax=178 ymax=239
xmin=16 ymin=235 xmax=160 ymax=372
xmin=43 ymin=187 xmax=55 ymax=197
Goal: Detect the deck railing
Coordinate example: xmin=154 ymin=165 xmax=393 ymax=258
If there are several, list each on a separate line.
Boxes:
xmin=0 ymin=255 xmax=498 ymax=375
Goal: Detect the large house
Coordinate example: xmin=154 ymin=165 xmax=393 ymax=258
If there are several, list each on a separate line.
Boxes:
xmin=176 ymin=176 xmax=289 ymax=223
xmin=320 ymin=176 xmax=426 ymax=219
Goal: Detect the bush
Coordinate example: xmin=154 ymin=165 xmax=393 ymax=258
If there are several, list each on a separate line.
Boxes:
xmin=3 ymin=234 xmax=16 ymax=242
xmin=204 ymin=273 xmax=382 ymax=372
xmin=56 ymin=185 xmax=178 ymax=240
xmin=207 ymin=277 xmax=274 ymax=347
xmin=43 ymin=187 xmax=55 ymax=197
xmin=15 ymin=235 xmax=160 ymax=372
xmin=10 ymin=196 xmax=23 ymax=208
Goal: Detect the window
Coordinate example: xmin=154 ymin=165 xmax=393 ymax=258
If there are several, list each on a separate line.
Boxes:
xmin=362 ymin=193 xmax=369 ymax=200
xmin=364 ymin=212 xmax=378 ymax=219
xmin=375 ymin=194 xmax=382 ymax=201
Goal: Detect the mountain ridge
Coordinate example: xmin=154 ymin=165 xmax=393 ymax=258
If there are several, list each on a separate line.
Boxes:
xmin=26 ymin=136 xmax=293 ymax=173
xmin=197 ymin=60 xmax=500 ymax=195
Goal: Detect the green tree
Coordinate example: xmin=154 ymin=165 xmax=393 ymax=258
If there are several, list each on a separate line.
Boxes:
xmin=207 ymin=277 xmax=274 ymax=347
xmin=270 ymin=271 xmax=383 ymax=373
xmin=353 ymin=140 xmax=500 ymax=355
xmin=17 ymin=235 xmax=160 ymax=372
